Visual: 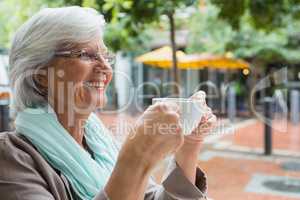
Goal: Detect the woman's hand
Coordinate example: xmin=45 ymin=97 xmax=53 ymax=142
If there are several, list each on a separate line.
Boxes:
xmin=122 ymin=102 xmax=184 ymax=169
xmin=175 ymin=91 xmax=217 ymax=184
xmin=105 ymin=102 xmax=184 ymax=200
xmin=184 ymin=91 xmax=217 ymax=150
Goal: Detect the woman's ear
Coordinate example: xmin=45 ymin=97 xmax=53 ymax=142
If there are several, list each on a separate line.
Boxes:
xmin=34 ymin=69 xmax=48 ymax=87
xmin=34 ymin=73 xmax=48 ymax=88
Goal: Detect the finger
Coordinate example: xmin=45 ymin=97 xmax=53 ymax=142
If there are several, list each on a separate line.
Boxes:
xmin=176 ymin=123 xmax=183 ymax=135
xmin=146 ymin=103 xmax=160 ymax=111
xmin=165 ymin=102 xmax=180 ymax=114
xmin=190 ymin=90 xmax=206 ymax=100
xmin=195 ymin=117 xmax=216 ymax=133
xmin=207 ymin=114 xmax=217 ymax=124
xmin=200 ymin=115 xmax=216 ymax=128
xmin=200 ymin=110 xmax=212 ymax=124
xmin=204 ymin=110 xmax=213 ymax=120
xmin=190 ymin=91 xmax=206 ymax=106
xmin=154 ymin=102 xmax=180 ymax=114
xmin=165 ymin=112 xmax=180 ymax=125
xmin=201 ymin=107 xmax=213 ymax=121
xmin=204 ymin=106 xmax=212 ymax=113
xmin=150 ymin=102 xmax=168 ymax=113
xmin=192 ymin=127 xmax=210 ymax=137
xmin=200 ymin=115 xmax=208 ymax=124
xmin=197 ymin=126 xmax=213 ymax=136
xmin=200 ymin=120 xmax=216 ymax=131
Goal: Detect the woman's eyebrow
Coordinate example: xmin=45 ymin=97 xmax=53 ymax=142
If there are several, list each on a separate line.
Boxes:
xmin=82 ymin=46 xmax=98 ymax=53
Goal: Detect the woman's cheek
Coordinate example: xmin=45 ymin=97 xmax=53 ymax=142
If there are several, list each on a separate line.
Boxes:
xmin=81 ymin=86 xmax=107 ymax=109
xmin=73 ymin=84 xmax=93 ymax=109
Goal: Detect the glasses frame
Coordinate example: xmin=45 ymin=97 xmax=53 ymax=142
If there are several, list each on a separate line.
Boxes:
xmin=54 ymin=49 xmax=115 ymax=65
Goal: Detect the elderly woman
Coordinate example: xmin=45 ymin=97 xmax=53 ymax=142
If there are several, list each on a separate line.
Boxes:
xmin=0 ymin=6 xmax=216 ymax=200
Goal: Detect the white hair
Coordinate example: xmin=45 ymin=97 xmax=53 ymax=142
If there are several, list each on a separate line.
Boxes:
xmin=9 ymin=6 xmax=106 ymax=111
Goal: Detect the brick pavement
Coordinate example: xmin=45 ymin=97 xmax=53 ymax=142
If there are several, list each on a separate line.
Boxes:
xmin=221 ymin=119 xmax=300 ymax=153
xmin=199 ymin=153 xmax=300 ymax=200
xmin=200 ymin=119 xmax=300 ymax=200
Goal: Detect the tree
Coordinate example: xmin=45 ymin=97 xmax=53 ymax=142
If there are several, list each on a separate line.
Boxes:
xmin=187 ymin=0 xmax=300 ymax=64
xmin=186 ymin=3 xmax=235 ymax=55
xmin=127 ymin=0 xmax=195 ymax=94
xmin=0 ymin=0 xmax=64 ymax=48
xmin=208 ymin=0 xmax=300 ymax=98
xmin=210 ymin=0 xmax=300 ymax=31
xmin=226 ymin=16 xmax=300 ymax=64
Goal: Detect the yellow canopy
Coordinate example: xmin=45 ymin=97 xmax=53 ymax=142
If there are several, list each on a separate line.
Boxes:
xmin=136 ymin=46 xmax=249 ymax=70
xmin=178 ymin=53 xmax=249 ymax=69
xmin=135 ymin=46 xmax=186 ymax=69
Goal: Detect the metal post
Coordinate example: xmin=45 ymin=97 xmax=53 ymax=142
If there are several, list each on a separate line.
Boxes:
xmin=264 ymin=97 xmax=273 ymax=155
xmin=0 ymin=100 xmax=10 ymax=132
xmin=228 ymin=86 xmax=236 ymax=122
xmin=290 ymin=90 xmax=300 ymax=125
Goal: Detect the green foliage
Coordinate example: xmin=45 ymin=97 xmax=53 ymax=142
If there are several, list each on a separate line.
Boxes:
xmin=82 ymin=0 xmax=99 ymax=9
xmin=210 ymin=0 xmax=246 ymax=29
xmin=0 ymin=0 xmax=196 ymax=53
xmin=100 ymin=0 xmax=196 ymax=52
xmin=227 ymin=5 xmax=300 ymax=63
xmin=186 ymin=4 xmax=235 ymax=54
xmin=187 ymin=2 xmax=300 ymax=64
xmin=0 ymin=0 xmax=64 ymax=48
xmin=129 ymin=0 xmax=195 ymax=24
xmin=248 ymin=0 xmax=284 ymax=29
xmin=60 ymin=0 xmax=195 ymax=53
xmin=211 ymin=0 xmax=300 ymax=31
xmin=79 ymin=0 xmax=195 ymax=53
xmin=102 ymin=0 xmax=132 ymax=22
xmin=226 ymin=20 xmax=288 ymax=62
xmin=103 ymin=16 xmax=151 ymax=54
xmin=63 ymin=0 xmax=82 ymax=6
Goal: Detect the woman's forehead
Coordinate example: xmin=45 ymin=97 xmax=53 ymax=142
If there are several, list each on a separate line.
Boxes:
xmin=58 ymin=39 xmax=106 ymax=53
xmin=78 ymin=40 xmax=107 ymax=52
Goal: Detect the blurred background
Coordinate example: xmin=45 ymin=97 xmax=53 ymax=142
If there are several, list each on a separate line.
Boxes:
xmin=1 ymin=0 xmax=300 ymax=199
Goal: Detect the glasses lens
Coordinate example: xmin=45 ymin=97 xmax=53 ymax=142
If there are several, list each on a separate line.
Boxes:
xmin=105 ymin=53 xmax=115 ymax=65
xmin=79 ymin=50 xmax=93 ymax=61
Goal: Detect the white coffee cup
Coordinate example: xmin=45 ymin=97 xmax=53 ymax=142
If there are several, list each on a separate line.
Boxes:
xmin=152 ymin=98 xmax=205 ymax=135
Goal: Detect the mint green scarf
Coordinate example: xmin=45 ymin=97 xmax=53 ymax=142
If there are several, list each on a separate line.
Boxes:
xmin=15 ymin=106 xmax=119 ymax=200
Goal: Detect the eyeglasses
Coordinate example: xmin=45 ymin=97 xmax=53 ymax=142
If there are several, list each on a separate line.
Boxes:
xmin=54 ymin=49 xmax=115 ymax=65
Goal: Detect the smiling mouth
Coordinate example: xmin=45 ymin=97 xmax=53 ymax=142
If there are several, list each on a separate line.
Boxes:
xmin=83 ymin=74 xmax=107 ymax=90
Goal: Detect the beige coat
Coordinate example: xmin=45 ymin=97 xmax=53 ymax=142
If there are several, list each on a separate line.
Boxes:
xmin=0 ymin=132 xmax=207 ymax=200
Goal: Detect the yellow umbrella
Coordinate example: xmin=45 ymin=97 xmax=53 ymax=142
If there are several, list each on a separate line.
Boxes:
xmin=136 ymin=46 xmax=249 ymax=70
xmin=135 ymin=46 xmax=186 ymax=69
xmin=178 ymin=53 xmax=249 ymax=69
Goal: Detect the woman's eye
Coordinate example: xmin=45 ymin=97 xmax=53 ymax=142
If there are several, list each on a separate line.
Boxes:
xmin=80 ymin=52 xmax=93 ymax=61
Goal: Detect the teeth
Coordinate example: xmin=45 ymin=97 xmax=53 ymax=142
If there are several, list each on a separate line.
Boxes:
xmin=84 ymin=81 xmax=105 ymax=89
xmin=83 ymin=74 xmax=107 ymax=89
